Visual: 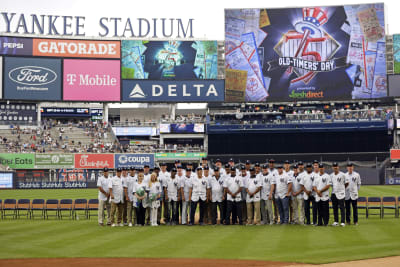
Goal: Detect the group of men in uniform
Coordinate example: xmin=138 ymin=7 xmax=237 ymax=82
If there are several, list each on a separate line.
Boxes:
xmin=97 ymin=158 xmax=361 ymax=227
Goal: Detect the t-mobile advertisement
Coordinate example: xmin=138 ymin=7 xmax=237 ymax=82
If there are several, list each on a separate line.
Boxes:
xmin=63 ymin=59 xmax=120 ymax=101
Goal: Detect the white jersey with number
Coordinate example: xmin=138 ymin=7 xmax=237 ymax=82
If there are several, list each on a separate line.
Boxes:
xmin=330 ymin=171 xmax=347 ymax=200
xmin=260 ymin=172 xmax=274 ymax=200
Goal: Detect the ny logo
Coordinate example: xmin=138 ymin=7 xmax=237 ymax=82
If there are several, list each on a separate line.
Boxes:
xmin=337 ymin=177 xmax=342 ymax=183
xmin=280 ymin=178 xmax=284 ymax=183
xmin=352 ymin=177 xmax=357 ymax=182
xmin=254 ymin=180 xmax=258 ymax=185
xmin=219 ymin=180 xmax=223 ymax=185
xmin=273 ymin=7 xmax=340 ymax=84
xmin=322 ymin=178 xmax=326 ymax=183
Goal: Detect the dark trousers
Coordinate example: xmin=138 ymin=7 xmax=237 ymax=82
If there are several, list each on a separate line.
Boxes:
xmin=304 ymin=196 xmax=317 ymax=225
xmin=190 ymin=199 xmax=205 ymax=225
xmin=317 ymin=200 xmax=329 ymax=226
xmin=276 ymin=196 xmax=289 ymax=224
xmin=163 ymin=196 xmax=170 ymax=223
xmin=225 ymin=200 xmax=242 ymax=225
xmin=168 ymin=200 xmax=178 ymax=223
xmin=345 ymin=199 xmax=358 ymax=224
xmin=211 ymin=201 xmax=225 ymax=224
xmin=135 ymin=203 xmax=146 ymax=225
xmin=332 ymin=194 xmax=345 ymax=224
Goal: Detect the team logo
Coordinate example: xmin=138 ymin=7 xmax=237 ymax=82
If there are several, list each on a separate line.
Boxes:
xmin=297 ymin=178 xmax=301 ymax=182
xmin=322 ymin=178 xmax=326 ymax=183
xmin=129 ymin=84 xmax=146 ymax=98
xmin=119 ymin=155 xmax=128 ymax=164
xmin=202 ymin=181 xmax=206 ymax=186
xmin=254 ymin=180 xmax=258 ymax=185
xmin=352 ymin=177 xmax=357 ymax=182
xmin=156 ymin=185 xmax=160 ymax=191
xmin=9 ymin=66 xmax=57 ymax=86
xmin=235 ymin=180 xmax=240 ymax=185
xmin=272 ymin=7 xmax=341 ymax=84
xmin=280 ymin=178 xmax=284 ymax=183
xmin=337 ymin=177 xmax=342 ymax=183
xmin=219 ymin=180 xmax=224 ymax=185
xmin=51 ymin=155 xmax=60 ymax=164
xmin=174 ymin=182 xmax=178 ymax=187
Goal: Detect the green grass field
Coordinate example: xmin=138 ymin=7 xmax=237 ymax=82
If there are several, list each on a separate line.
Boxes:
xmin=0 ymin=186 xmax=399 ymax=264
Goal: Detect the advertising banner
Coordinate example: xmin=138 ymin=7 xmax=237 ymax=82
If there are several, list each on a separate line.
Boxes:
xmin=385 ymin=177 xmax=400 ymax=185
xmin=63 ymin=59 xmax=120 ymax=101
xmin=122 ymin=40 xmax=218 ymax=79
xmin=155 ymin=152 xmax=207 ymax=159
xmin=4 ymin=57 xmax=62 ymax=100
xmin=112 ymin=127 xmax=157 ymax=136
xmin=35 ymin=154 xmax=74 ymax=169
xmin=122 ymin=80 xmax=224 ymax=102
xmin=40 ymin=107 xmax=90 ymax=117
xmin=74 ymin=153 xmax=114 ymax=169
xmin=0 ymin=57 xmax=2 ymax=99
xmin=390 ymin=149 xmax=400 ymax=160
xmin=16 ymin=181 xmax=87 ymax=189
xmin=394 ymin=34 xmax=400 ymax=74
xmin=159 ymin=123 xmax=205 ymax=133
xmin=0 ymin=102 xmax=37 ymax=124
xmin=0 ymin=153 xmax=35 ymax=169
xmin=225 ymin=3 xmax=386 ymax=101
xmin=0 ymin=172 xmax=13 ymax=188
xmin=33 ymin=39 xmax=120 ymax=58
xmin=115 ymin=154 xmax=155 ymax=168
xmin=0 ymin=36 xmax=32 ymax=56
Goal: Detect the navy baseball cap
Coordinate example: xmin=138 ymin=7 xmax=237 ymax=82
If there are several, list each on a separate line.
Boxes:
xmin=284 ymin=160 xmax=290 ymax=164
xmin=229 ymin=158 xmax=234 ymax=162
xmin=313 ymin=160 xmax=319 ymax=164
xmin=175 ymin=160 xmax=180 ymax=163
xmin=202 ymin=157 xmax=207 ymax=160
xmin=269 ymin=159 xmax=275 ymax=163
xmin=103 ymin=167 xmax=109 ymax=172
xmin=298 ymin=161 xmax=304 ymax=165
xmin=204 ymin=166 xmax=209 ymax=170
xmin=255 ymin=162 xmax=260 ymax=167
xmin=117 ymin=167 xmax=122 ymax=172
xmin=277 ymin=165 xmax=283 ymax=169
xmin=186 ymin=168 xmax=192 ymax=172
xmin=144 ymin=165 xmax=150 ymax=168
xmin=171 ymin=168 xmax=177 ymax=172
xmin=129 ymin=166 xmax=135 ymax=171
xmin=196 ymin=167 xmax=203 ymax=171
xmin=240 ymin=165 xmax=246 ymax=170
xmin=306 ymin=163 xmax=312 ymax=168
xmin=213 ymin=167 xmax=219 ymax=172
xmin=347 ymin=162 xmax=353 ymax=167
xmin=262 ymin=164 xmax=268 ymax=169
xmin=177 ymin=165 xmax=183 ymax=169
xmin=216 ymin=159 xmax=222 ymax=163
xmin=319 ymin=163 xmax=324 ymax=168
xmin=293 ymin=164 xmax=298 ymax=169
xmin=225 ymin=163 xmax=230 ymax=168
xmin=332 ymin=162 xmax=339 ymax=167
xmin=160 ymin=162 xmax=166 ymax=166
xmin=250 ymin=167 xmax=256 ymax=172
xmin=230 ymin=166 xmax=236 ymax=171
xmin=154 ymin=167 xmax=160 ymax=171
xmin=245 ymin=160 xmax=251 ymax=164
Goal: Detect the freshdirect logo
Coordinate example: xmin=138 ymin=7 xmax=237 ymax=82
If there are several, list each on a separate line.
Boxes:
xmin=9 ymin=66 xmax=57 ymax=86
xmin=289 ymin=90 xmax=324 ymax=99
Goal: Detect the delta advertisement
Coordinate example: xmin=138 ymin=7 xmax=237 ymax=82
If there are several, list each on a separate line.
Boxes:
xmin=225 ymin=3 xmax=387 ymax=102
xmin=63 ymin=59 xmax=121 ymax=101
xmin=121 ymin=40 xmax=218 ymax=80
xmin=3 ymin=57 xmax=62 ymax=100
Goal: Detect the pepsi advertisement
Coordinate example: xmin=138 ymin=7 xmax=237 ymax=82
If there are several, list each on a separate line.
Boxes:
xmin=0 ymin=36 xmax=32 ymax=56
xmin=121 ymin=40 xmax=218 ymax=80
xmin=4 ymin=57 xmax=62 ymax=100
xmin=225 ymin=3 xmax=387 ymax=102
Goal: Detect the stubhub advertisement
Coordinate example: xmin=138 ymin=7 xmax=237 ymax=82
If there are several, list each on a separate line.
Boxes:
xmin=63 ymin=59 xmax=120 ymax=101
xmin=122 ymin=80 xmax=225 ymax=102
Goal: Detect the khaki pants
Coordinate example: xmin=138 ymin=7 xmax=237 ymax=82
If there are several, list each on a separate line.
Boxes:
xmin=292 ymin=198 xmax=305 ymax=224
xmin=111 ymin=202 xmax=123 ymax=224
xmin=126 ymin=201 xmax=134 ymax=224
xmin=246 ymin=201 xmax=261 ymax=224
xmin=98 ymin=199 xmax=111 ymax=225
xmin=261 ymin=199 xmax=274 ymax=224
xmin=122 ymin=201 xmax=128 ymax=224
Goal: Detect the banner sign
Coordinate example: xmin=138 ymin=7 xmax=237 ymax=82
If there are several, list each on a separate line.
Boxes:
xmin=390 ymin=149 xmax=400 ymax=160
xmin=385 ymin=177 xmax=400 ymax=185
xmin=112 ymin=127 xmax=157 ymax=136
xmin=40 ymin=107 xmax=90 ymax=117
xmin=115 ymin=153 xmax=155 ymax=168
xmin=33 ymin=39 xmax=120 ymax=58
xmin=0 ymin=153 xmax=35 ymax=169
xmin=122 ymin=40 xmax=218 ymax=79
xmin=0 ymin=36 xmax=32 ymax=56
xmin=225 ymin=3 xmax=387 ymax=102
xmin=74 ymin=153 xmax=114 ymax=169
xmin=0 ymin=172 xmax=13 ymax=188
xmin=155 ymin=152 xmax=207 ymax=159
xmin=16 ymin=181 xmax=87 ymax=189
xmin=0 ymin=102 xmax=37 ymax=124
xmin=4 ymin=57 xmax=62 ymax=100
xmin=122 ymin=80 xmax=225 ymax=102
xmin=63 ymin=59 xmax=120 ymax=101
xmin=394 ymin=34 xmax=400 ymax=74
xmin=35 ymin=154 xmax=74 ymax=169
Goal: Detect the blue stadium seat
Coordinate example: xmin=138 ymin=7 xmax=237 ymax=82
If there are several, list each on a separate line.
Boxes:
xmin=382 ymin=197 xmax=396 ymax=218
xmin=367 ymin=197 xmax=382 ymax=218
xmin=31 ymin=199 xmax=45 ymax=219
xmin=3 ymin=199 xmax=17 ymax=219
xmin=17 ymin=199 xmax=31 ymax=219
xmin=59 ymin=199 xmax=73 ymax=219
xmin=45 ymin=199 xmax=59 ymax=219
xmin=73 ymin=199 xmax=88 ymax=220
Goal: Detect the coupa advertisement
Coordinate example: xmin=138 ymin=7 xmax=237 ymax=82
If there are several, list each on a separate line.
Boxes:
xmin=225 ymin=3 xmax=387 ymax=102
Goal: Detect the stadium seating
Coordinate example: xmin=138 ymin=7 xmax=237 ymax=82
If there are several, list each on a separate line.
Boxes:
xmin=59 ymin=199 xmax=73 ymax=219
xmin=31 ymin=199 xmax=45 ymax=219
xmin=3 ymin=199 xmax=17 ymax=219
xmin=382 ymin=197 xmax=397 ymax=218
xmin=45 ymin=199 xmax=59 ymax=219
xmin=17 ymin=199 xmax=31 ymax=219
xmin=87 ymin=199 xmax=99 ymax=219
xmin=357 ymin=197 xmax=368 ymax=218
xmin=73 ymin=199 xmax=88 ymax=220
xmin=367 ymin=197 xmax=382 ymax=218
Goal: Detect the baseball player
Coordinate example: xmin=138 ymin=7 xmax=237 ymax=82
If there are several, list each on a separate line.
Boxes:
xmin=239 ymin=166 xmax=249 ymax=224
xmin=121 ymin=168 xmax=130 ymax=226
xmin=268 ymin=159 xmax=279 ymax=223
xmin=303 ymin=163 xmax=317 ymax=225
xmin=189 ymin=167 xmax=209 ymax=225
xmin=123 ymin=167 xmax=136 ymax=227
xmin=254 ymin=162 xmax=261 ymax=175
xmin=291 ymin=164 xmax=304 ymax=224
xmin=245 ymin=167 xmax=262 ymax=225
xmin=164 ymin=168 xmax=180 ymax=225
xmin=143 ymin=165 xmax=151 ymax=184
xmin=224 ymin=166 xmax=244 ymax=225
xmin=345 ymin=162 xmax=361 ymax=225
xmin=208 ymin=167 xmax=225 ymax=225
xmin=203 ymin=166 xmax=213 ymax=224
xmin=147 ymin=173 xmax=162 ymax=227
xmin=159 ymin=163 xmax=170 ymax=224
xmin=176 ymin=165 xmax=185 ymax=223
xmin=109 ymin=168 xmax=124 ymax=227
xmin=180 ymin=167 xmax=193 ymax=225
xmin=128 ymin=167 xmax=138 ymax=225
xmin=97 ymin=167 xmax=111 ymax=226
xmin=313 ymin=164 xmax=332 ymax=226
xmin=260 ymin=164 xmax=274 ymax=225
xmin=330 ymin=162 xmax=347 ymax=227
xmin=272 ymin=165 xmax=292 ymax=224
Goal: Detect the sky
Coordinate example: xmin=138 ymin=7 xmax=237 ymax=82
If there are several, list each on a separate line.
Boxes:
xmin=1 ymin=0 xmax=399 ymax=39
